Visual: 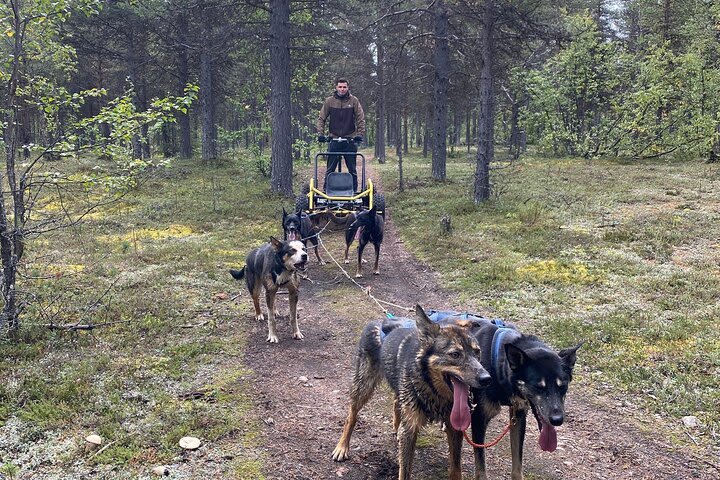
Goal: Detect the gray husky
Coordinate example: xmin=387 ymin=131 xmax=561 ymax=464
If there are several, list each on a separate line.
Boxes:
xmin=332 ymin=306 xmax=491 ymax=480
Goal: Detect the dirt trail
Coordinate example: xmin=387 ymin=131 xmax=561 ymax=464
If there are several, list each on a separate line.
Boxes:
xmin=240 ymin=160 xmax=716 ymax=480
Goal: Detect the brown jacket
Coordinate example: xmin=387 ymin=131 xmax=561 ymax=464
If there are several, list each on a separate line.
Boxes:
xmin=316 ymin=92 xmax=366 ymax=138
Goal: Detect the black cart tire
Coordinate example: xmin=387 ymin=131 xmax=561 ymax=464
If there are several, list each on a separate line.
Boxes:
xmin=373 ymin=193 xmax=386 ymax=217
xmin=295 ymin=193 xmax=309 ymax=213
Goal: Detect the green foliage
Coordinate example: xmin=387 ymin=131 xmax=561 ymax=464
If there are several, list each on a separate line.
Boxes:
xmin=521 ymin=11 xmax=720 ymax=160
xmin=0 ymin=462 xmax=20 ymax=479
xmin=521 ymin=14 xmax=630 ymax=157
xmin=611 ymin=42 xmax=718 ymax=159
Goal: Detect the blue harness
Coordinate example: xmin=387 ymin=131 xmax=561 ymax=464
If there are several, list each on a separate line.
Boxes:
xmin=489 ymin=319 xmax=510 ymax=372
xmin=380 ymin=309 xmax=503 ymax=340
xmin=382 ymin=310 xmax=515 ymax=392
xmin=427 ymin=311 xmax=512 ymax=376
xmin=379 ymin=312 xmax=415 ymax=342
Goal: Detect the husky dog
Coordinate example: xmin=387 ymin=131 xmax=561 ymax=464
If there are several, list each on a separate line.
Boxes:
xmin=332 ymin=306 xmax=491 ymax=480
xmin=343 ymin=206 xmax=384 ymax=277
xmin=463 ymin=318 xmax=582 ymax=480
xmin=230 ymin=237 xmax=307 ymax=343
xmin=282 ymin=207 xmax=324 ymax=264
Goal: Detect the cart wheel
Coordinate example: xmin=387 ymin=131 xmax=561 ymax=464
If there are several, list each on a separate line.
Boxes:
xmin=295 ymin=193 xmax=309 ymax=213
xmin=373 ymin=193 xmax=386 ymax=217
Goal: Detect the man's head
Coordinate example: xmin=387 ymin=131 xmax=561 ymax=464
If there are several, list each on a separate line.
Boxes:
xmin=335 ymin=78 xmax=349 ymax=97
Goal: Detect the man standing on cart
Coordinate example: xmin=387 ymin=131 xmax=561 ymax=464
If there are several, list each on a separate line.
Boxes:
xmin=316 ymin=78 xmax=366 ymax=193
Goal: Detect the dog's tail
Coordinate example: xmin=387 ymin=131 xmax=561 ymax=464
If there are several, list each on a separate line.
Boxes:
xmin=229 ymin=267 xmax=246 ymax=280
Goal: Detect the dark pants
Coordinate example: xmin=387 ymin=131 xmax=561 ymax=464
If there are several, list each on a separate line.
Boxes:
xmin=325 ymin=140 xmax=358 ymax=192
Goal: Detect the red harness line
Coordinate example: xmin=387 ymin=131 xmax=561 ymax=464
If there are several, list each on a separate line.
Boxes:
xmin=462 ymin=422 xmax=512 ymax=449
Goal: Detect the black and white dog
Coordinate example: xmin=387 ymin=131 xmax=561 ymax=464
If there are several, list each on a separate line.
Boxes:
xmin=230 ymin=237 xmax=307 ymax=343
xmin=343 ymin=206 xmax=384 ymax=277
xmin=457 ymin=318 xmax=582 ymax=480
xmin=282 ymin=208 xmax=324 ymax=264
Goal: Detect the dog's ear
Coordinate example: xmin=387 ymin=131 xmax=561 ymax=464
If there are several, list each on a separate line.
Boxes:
xmin=505 ymin=343 xmax=527 ymax=371
xmin=269 ymin=236 xmax=283 ymax=251
xmin=282 ymin=207 xmax=287 ymax=218
xmin=558 ymin=341 xmax=583 ymax=370
xmin=296 ymin=207 xmax=303 ymax=217
xmin=415 ymin=304 xmax=440 ymax=339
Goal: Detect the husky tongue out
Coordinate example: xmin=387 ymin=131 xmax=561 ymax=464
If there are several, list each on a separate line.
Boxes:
xmin=538 ymin=419 xmax=557 ymax=452
xmin=449 ymin=377 xmax=471 ymax=431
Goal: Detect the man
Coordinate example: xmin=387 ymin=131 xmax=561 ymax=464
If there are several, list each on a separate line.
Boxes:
xmin=317 ymin=78 xmax=366 ymax=193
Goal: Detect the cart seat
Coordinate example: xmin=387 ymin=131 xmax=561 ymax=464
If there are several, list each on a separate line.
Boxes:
xmin=325 ymin=172 xmax=354 ymax=197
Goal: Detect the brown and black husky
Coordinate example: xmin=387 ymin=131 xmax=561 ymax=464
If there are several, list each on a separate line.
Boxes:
xmin=229 ymin=237 xmax=307 ymax=343
xmin=343 ymin=206 xmax=384 ymax=277
xmin=332 ymin=306 xmax=491 ymax=480
xmin=457 ymin=318 xmax=582 ymax=480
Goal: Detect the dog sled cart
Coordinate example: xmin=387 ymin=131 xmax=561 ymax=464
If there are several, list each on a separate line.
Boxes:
xmin=296 ymin=137 xmax=385 ymax=218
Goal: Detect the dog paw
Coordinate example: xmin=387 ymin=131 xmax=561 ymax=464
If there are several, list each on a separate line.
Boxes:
xmin=373 ymin=270 xmax=380 ymax=275
xmin=274 ymin=310 xmax=281 ymax=317
xmin=318 ymin=260 xmax=326 ymax=265
xmin=361 ymin=259 xmax=368 ymax=264
xmin=267 ymin=334 xmax=279 ymax=343
xmin=292 ymin=331 xmax=304 ymax=340
xmin=355 ymin=273 xmax=363 ymax=278
xmin=255 ymin=314 xmax=265 ymax=321
xmin=331 ymin=445 xmax=349 ymax=462
xmin=343 ymin=259 xmax=350 ymax=264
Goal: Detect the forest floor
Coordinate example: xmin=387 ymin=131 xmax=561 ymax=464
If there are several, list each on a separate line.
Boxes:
xmin=1 ymin=152 xmax=718 ymax=479
xmin=233 ymin=161 xmax=717 ymax=480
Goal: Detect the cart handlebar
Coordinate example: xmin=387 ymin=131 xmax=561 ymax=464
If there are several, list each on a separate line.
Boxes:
xmin=318 ymin=136 xmax=361 ymax=144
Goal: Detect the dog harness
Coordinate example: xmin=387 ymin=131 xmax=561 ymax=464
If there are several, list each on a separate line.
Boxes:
xmin=489 ymin=320 xmax=521 ymax=396
xmin=426 ymin=309 xmax=486 ymax=322
xmin=379 ymin=313 xmax=416 ymax=342
xmin=380 ymin=309 xmax=496 ymax=342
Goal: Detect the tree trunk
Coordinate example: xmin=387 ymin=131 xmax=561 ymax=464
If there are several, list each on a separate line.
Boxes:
xmin=509 ymin=96 xmax=521 ymax=158
xmin=1 ymin=3 xmax=23 ymax=332
xmin=423 ymin=109 xmax=430 ymax=158
xmin=177 ymin=12 xmax=192 ymax=159
xmin=128 ymin=21 xmax=150 ymax=160
xmin=140 ymin=91 xmax=151 ymax=159
xmin=454 ymin=110 xmax=461 ymax=147
xmin=709 ymin=123 xmax=720 ymax=163
xmin=474 ymin=1 xmax=494 ymax=203
xmin=269 ymin=0 xmax=293 ymax=195
xmin=387 ymin=112 xmax=394 ymax=148
xmin=627 ymin=4 xmax=640 ymax=51
xmin=375 ymin=39 xmax=386 ymax=163
xmin=200 ymin=14 xmax=217 ymax=163
xmin=397 ymin=135 xmax=404 ymax=192
xmin=403 ymin=114 xmax=408 ymax=154
xmin=466 ymin=110 xmax=471 ymax=153
xmin=414 ymin=112 xmax=421 ymax=147
xmin=431 ymin=0 xmax=449 ymax=180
